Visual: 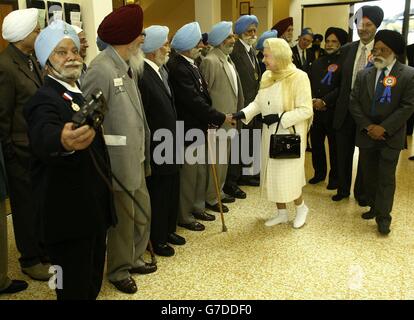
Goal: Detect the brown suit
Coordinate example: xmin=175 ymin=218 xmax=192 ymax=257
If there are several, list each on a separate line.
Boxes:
xmin=0 ymin=44 xmax=45 ymax=267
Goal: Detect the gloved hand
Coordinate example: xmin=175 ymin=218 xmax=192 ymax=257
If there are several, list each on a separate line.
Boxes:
xmin=232 ymin=111 xmax=246 ymax=120
xmin=262 ymin=114 xmax=280 ymax=126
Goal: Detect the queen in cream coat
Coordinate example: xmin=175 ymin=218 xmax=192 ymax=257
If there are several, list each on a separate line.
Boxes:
xmin=238 ymin=38 xmax=313 ymax=228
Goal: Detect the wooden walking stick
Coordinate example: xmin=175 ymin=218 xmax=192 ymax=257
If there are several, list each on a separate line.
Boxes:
xmin=207 ymin=128 xmax=228 ymax=232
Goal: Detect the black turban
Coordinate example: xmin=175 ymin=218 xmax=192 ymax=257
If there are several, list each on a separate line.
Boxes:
xmin=325 ymin=27 xmax=348 ymax=46
xmin=355 ymin=5 xmax=384 ymax=28
xmin=313 ymin=34 xmax=323 ymax=42
xmin=375 ymin=30 xmax=405 ymax=55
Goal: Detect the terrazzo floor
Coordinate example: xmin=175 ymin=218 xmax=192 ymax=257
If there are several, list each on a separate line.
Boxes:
xmin=1 ymin=138 xmax=414 ymax=300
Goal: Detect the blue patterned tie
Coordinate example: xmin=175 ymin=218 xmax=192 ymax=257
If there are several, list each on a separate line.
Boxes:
xmin=371 ymin=68 xmax=387 ymax=116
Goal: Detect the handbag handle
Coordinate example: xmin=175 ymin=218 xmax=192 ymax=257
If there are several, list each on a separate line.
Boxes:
xmin=274 ymin=112 xmax=297 ymax=134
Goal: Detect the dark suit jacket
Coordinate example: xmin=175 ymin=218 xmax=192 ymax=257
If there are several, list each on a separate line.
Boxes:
xmin=0 ymin=44 xmax=43 ymax=160
xmin=350 ymin=62 xmax=414 ymax=150
xmin=24 ymin=77 xmax=117 ymax=244
xmin=139 ymin=62 xmax=179 ymax=175
xmin=230 ymin=39 xmax=262 ymax=106
xmin=292 ymin=45 xmax=314 ymax=73
xmin=333 ymin=41 xmax=360 ymax=130
xmin=167 ymin=54 xmax=225 ymax=146
xmin=407 ymin=44 xmax=414 ymax=67
xmin=309 ymin=50 xmax=343 ymax=109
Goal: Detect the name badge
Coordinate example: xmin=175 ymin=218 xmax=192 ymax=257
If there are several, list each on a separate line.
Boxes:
xmin=113 ymin=78 xmax=124 ymax=87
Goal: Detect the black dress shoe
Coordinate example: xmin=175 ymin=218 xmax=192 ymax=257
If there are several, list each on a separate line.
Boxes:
xmin=361 ymin=210 xmax=376 ymax=220
xmin=377 ymin=222 xmax=391 ymax=235
xmin=223 ymin=185 xmax=246 ymax=199
xmin=111 ymin=277 xmax=137 ymax=294
xmin=168 ymin=233 xmax=186 ymax=245
xmin=178 ymin=221 xmax=205 ymax=231
xmin=130 ymin=263 xmax=157 ymax=275
xmin=238 ymin=177 xmax=260 ymax=186
xmin=221 ymin=195 xmax=235 ymax=203
xmin=331 ymin=193 xmax=349 ymax=201
xmin=0 ymin=280 xmax=28 ymax=295
xmin=153 ymin=244 xmax=175 ymax=257
xmin=409 ymin=156 xmax=414 ymax=161
xmin=193 ymin=211 xmax=216 ymax=221
xmin=308 ymin=176 xmax=325 ymax=184
xmin=205 ymin=203 xmax=229 ymax=213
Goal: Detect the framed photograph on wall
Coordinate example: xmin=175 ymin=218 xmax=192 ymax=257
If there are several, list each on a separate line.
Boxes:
xmin=240 ymin=1 xmax=250 ymax=16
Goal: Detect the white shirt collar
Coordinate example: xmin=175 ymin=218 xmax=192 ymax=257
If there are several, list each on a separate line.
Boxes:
xmin=48 ymin=75 xmax=82 ymax=94
xmin=377 ymin=59 xmax=397 ymax=74
xmin=144 ymin=58 xmax=162 ymax=79
xmin=240 ymin=39 xmax=252 ymax=52
xmin=180 ymin=54 xmax=195 ymax=65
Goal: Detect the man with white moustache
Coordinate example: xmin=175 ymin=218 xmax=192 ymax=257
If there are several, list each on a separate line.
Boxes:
xmin=82 ymin=4 xmax=155 ymax=295
xmin=350 ymin=30 xmax=414 ymax=235
xmin=200 ymin=21 xmax=245 ymax=213
xmin=227 ymin=15 xmax=261 ymax=194
xmin=24 ymin=20 xmax=117 ymax=300
xmin=167 ymin=22 xmax=234 ymax=232
xmin=138 ymin=25 xmax=186 ymax=257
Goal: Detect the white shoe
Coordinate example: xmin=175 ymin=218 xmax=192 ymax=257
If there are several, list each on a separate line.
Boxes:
xmin=293 ymin=205 xmax=309 ymax=229
xmin=265 ymin=212 xmax=288 ymax=227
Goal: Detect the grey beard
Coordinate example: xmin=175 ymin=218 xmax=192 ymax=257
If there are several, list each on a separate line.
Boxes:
xmin=130 ymin=48 xmax=145 ymax=77
xmin=49 ymin=63 xmax=82 ymax=83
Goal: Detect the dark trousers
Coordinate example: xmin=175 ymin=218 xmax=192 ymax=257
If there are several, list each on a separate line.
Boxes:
xmin=46 ymin=232 xmax=107 ymax=300
xmin=310 ymin=111 xmax=338 ymax=183
xmin=147 ymin=172 xmax=179 ymax=245
xmin=335 ymin=116 xmax=365 ymax=199
xmin=407 ymin=113 xmax=414 ymax=135
xmin=359 ymin=145 xmax=400 ymax=224
xmin=4 ymin=147 xmax=44 ymax=267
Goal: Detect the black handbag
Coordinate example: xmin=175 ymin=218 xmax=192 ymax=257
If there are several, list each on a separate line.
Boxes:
xmin=269 ymin=112 xmax=301 ymax=159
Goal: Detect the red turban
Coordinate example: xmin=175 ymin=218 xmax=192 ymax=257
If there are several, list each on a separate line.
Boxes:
xmin=98 ymin=4 xmax=143 ymax=45
xmin=272 ymin=17 xmax=293 ymax=37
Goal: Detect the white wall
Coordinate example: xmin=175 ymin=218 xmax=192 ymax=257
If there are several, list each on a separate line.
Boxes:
xmin=18 ymin=0 xmax=113 ymax=64
xmin=290 ymin=0 xmax=361 ymax=37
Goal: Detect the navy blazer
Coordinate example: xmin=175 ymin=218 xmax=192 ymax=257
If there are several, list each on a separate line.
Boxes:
xmin=167 ymin=54 xmax=225 ymax=145
xmin=24 ymin=77 xmax=117 ymax=244
xmin=139 ymin=63 xmax=179 ymax=175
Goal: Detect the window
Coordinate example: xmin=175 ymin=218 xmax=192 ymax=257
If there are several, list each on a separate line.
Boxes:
xmin=352 ymin=0 xmax=406 ymax=41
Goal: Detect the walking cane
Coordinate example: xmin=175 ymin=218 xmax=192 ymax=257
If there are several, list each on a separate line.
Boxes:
xmin=207 ymin=128 xmax=228 ymax=232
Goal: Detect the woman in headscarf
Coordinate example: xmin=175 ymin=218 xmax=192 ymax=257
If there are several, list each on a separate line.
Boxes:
xmin=233 ymin=38 xmax=313 ymax=228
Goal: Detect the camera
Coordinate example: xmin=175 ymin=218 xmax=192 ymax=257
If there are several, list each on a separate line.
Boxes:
xmin=72 ymin=89 xmax=108 ymax=129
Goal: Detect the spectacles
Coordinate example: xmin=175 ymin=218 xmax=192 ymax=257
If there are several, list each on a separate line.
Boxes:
xmin=52 ymin=48 xmax=80 ymax=58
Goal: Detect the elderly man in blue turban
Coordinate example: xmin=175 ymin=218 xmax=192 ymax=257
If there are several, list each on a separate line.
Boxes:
xmin=167 ymin=22 xmax=234 ymax=231
xmin=23 ymin=20 xmax=117 ymax=300
xmin=138 ymin=25 xmax=186 ymax=257
xmin=0 ymin=8 xmax=51 ymax=283
xmin=226 ymin=14 xmax=262 ymax=196
xmin=199 ymin=21 xmax=245 ymax=213
xmin=256 ymin=30 xmax=278 ymax=74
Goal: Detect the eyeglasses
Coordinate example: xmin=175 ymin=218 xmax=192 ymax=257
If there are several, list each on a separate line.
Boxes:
xmin=52 ymin=48 xmax=80 ymax=58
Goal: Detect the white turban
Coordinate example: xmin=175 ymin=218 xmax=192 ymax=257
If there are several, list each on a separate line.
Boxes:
xmin=2 ymin=8 xmax=39 ymax=43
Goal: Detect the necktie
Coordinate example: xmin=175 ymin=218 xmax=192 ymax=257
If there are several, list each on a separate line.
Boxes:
xmin=301 ymin=49 xmax=306 ymax=65
xmin=352 ymin=46 xmax=367 ymax=88
xmin=159 ymin=66 xmax=172 ymax=96
xmin=248 ymin=48 xmax=257 ymax=67
xmin=371 ymin=68 xmax=387 ymax=116
xmin=127 ymin=67 xmax=133 ymax=79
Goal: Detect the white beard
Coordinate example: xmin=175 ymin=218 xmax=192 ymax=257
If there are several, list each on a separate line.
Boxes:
xmin=373 ymin=54 xmax=395 ymax=70
xmin=130 ymin=48 xmax=145 ymax=77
